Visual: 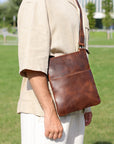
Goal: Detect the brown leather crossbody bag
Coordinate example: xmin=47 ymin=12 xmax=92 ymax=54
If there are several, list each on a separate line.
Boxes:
xmin=48 ymin=0 xmax=101 ymax=116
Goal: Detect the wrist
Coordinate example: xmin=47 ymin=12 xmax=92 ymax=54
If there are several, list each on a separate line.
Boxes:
xmin=43 ymin=99 xmax=57 ymax=115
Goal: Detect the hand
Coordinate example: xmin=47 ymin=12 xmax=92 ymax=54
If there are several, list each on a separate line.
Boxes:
xmin=44 ymin=111 xmax=63 ymax=140
xmin=84 ymin=112 xmax=92 ymax=126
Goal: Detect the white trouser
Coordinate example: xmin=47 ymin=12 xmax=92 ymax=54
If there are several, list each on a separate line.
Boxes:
xmin=20 ymin=111 xmax=85 ymax=144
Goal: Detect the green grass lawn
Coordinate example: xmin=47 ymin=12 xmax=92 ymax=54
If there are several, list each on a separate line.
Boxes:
xmin=84 ymin=48 xmax=114 ymax=144
xmin=89 ymin=31 xmax=114 ymax=45
xmin=0 ymin=45 xmax=21 ymax=144
xmin=0 ymin=45 xmax=114 ymax=144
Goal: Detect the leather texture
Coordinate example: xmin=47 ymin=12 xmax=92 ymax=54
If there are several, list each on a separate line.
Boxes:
xmin=76 ymin=0 xmax=85 ymax=46
xmin=48 ymin=49 xmax=101 ymax=116
xmin=48 ymin=0 xmax=101 ymax=116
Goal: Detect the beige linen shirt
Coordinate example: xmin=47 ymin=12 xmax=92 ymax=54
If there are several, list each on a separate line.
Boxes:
xmin=17 ymin=0 xmax=91 ymax=116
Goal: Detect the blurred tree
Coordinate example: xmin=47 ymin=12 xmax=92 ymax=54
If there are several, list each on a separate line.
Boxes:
xmin=86 ymin=2 xmax=96 ymax=29
xmin=6 ymin=0 xmax=22 ymax=25
xmin=102 ymin=0 xmax=113 ymax=29
xmin=0 ymin=0 xmax=22 ymax=27
xmin=0 ymin=2 xmax=8 ymax=27
xmin=102 ymin=0 xmax=113 ymax=39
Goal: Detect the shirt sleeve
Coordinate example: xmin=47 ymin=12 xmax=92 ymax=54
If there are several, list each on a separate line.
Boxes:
xmin=84 ymin=107 xmax=91 ymax=113
xmin=17 ymin=0 xmax=50 ymax=77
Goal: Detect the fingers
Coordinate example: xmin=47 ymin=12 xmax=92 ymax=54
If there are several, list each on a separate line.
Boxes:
xmin=53 ymin=132 xmax=58 ymax=140
xmin=48 ymin=132 xmax=59 ymax=140
xmin=45 ymin=127 xmax=63 ymax=140
xmin=58 ymin=130 xmax=63 ymax=139
xmin=48 ymin=132 xmax=54 ymax=139
xmin=84 ymin=112 xmax=92 ymax=126
xmin=44 ymin=111 xmax=63 ymax=140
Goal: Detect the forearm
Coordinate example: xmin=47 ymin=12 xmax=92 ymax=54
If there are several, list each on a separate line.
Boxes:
xmin=26 ymin=70 xmax=56 ymax=115
xmin=26 ymin=70 xmax=63 ymax=139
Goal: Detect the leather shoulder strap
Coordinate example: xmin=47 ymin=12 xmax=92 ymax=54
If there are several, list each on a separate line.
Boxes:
xmin=75 ymin=0 xmax=85 ymax=47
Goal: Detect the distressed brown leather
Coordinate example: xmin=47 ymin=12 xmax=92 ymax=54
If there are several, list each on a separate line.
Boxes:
xmin=48 ymin=49 xmax=101 ymax=116
xmin=48 ymin=1 xmax=101 ymax=116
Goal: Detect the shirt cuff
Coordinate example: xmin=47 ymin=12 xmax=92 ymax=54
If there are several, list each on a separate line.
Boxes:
xmin=83 ymin=107 xmax=91 ymax=113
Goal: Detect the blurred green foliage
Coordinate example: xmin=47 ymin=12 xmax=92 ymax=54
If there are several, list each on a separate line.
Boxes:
xmin=102 ymin=0 xmax=113 ymax=29
xmin=0 ymin=0 xmax=22 ymax=28
xmin=86 ymin=2 xmax=96 ymax=29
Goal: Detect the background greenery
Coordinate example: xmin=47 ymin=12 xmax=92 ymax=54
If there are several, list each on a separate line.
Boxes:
xmin=102 ymin=0 xmax=113 ymax=29
xmin=86 ymin=2 xmax=96 ymax=29
xmin=0 ymin=45 xmax=21 ymax=144
xmin=0 ymin=32 xmax=114 ymax=144
xmin=86 ymin=0 xmax=113 ymax=29
xmin=0 ymin=0 xmax=22 ymax=28
xmin=89 ymin=31 xmax=114 ymax=45
xmin=85 ymin=48 xmax=114 ymax=144
xmin=0 ymin=0 xmax=114 ymax=30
